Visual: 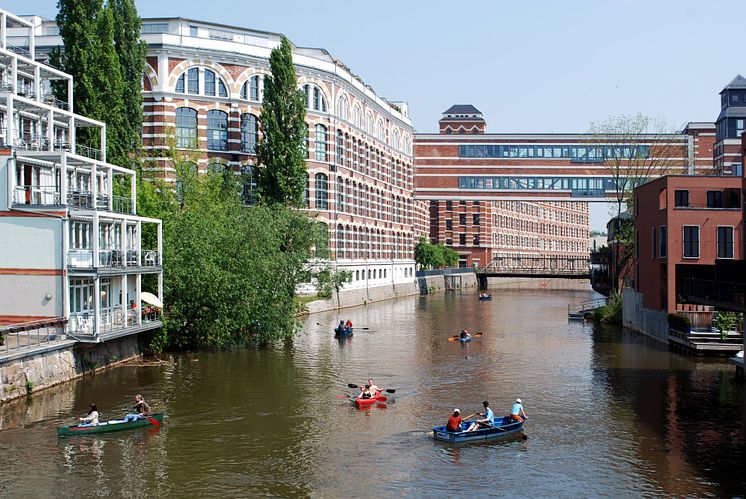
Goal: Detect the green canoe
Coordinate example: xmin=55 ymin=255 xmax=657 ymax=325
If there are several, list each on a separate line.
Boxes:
xmin=57 ymin=412 xmax=164 ymax=437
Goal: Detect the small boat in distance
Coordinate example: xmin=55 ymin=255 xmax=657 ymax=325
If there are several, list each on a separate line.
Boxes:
xmin=57 ymin=413 xmax=164 ymax=437
xmin=334 ymin=326 xmax=353 ymax=338
xmin=459 ymin=336 xmax=472 ymax=343
xmin=478 ymin=293 xmax=492 ymax=301
xmin=432 ymin=416 xmax=526 ymax=443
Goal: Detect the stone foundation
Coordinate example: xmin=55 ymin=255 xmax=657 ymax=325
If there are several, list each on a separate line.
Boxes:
xmin=0 ymin=335 xmax=141 ymax=404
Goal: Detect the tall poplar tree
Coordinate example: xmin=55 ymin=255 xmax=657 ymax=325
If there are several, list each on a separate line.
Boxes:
xmin=255 ymin=36 xmax=308 ymax=207
xmin=50 ymin=0 xmax=144 ymax=167
xmin=111 ymin=0 xmax=147 ymax=158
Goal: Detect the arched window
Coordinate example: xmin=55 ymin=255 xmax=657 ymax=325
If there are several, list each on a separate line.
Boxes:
xmin=204 ymin=69 xmax=227 ymax=97
xmin=338 ymin=95 xmax=349 ymax=121
xmin=301 ymin=84 xmax=327 ymax=112
xmin=241 ymin=113 xmax=258 ymax=153
xmin=375 ymin=119 xmax=385 ymax=142
xmin=206 ymin=110 xmax=228 ymax=150
xmin=365 ymin=112 xmax=373 ymax=135
xmin=241 ymin=75 xmax=261 ymax=101
xmin=175 ymin=67 xmax=199 ymax=94
xmin=345 ymin=225 xmax=351 ymax=258
xmin=344 ymin=178 xmax=350 ymax=213
xmin=315 ymin=124 xmax=327 ymax=161
xmin=207 ymin=162 xmax=224 ymax=174
xmin=175 ymin=107 xmax=198 ymax=148
xmin=336 ymin=130 xmax=344 ymax=166
xmin=315 ymin=172 xmax=328 ymax=210
xmin=353 ymin=104 xmax=362 ymax=129
xmin=337 ymin=177 xmax=344 ymax=212
xmin=392 ymin=129 xmax=400 ymax=150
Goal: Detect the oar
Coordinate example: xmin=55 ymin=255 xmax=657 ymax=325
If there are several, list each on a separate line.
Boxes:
xmin=463 ymin=412 xmax=477 ymax=420
xmin=145 ymin=415 xmax=160 ymax=428
xmin=448 ymin=333 xmax=483 ymax=342
xmin=316 ymin=322 xmax=328 ymax=327
xmin=335 ymin=395 xmax=349 ymax=399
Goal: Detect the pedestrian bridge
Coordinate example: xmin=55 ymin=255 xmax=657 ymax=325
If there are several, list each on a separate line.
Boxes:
xmin=477 ymin=256 xmax=590 ymax=280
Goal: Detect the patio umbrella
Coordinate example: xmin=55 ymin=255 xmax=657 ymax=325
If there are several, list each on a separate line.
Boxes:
xmin=140 ymin=292 xmax=163 ymax=308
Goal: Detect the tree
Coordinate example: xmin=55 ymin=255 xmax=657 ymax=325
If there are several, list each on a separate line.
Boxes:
xmin=414 ymin=237 xmax=458 ymax=269
xmin=111 ymin=0 xmax=147 ymax=161
xmin=588 ymin=114 xmax=682 ymax=291
xmin=254 ymin=36 xmax=308 ymax=206
xmin=315 ymin=267 xmax=353 ymax=307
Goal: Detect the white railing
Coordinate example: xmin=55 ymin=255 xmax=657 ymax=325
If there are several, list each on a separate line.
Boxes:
xmin=12 ymin=185 xmax=62 ymax=205
xmin=67 ymin=249 xmax=93 ymax=268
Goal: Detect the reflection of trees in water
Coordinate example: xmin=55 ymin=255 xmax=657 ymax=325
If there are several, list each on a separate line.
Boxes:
xmin=589 ymin=321 xmax=746 ymax=496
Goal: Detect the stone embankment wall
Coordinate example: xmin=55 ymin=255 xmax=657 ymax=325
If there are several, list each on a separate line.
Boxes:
xmin=485 ymin=277 xmax=592 ymax=291
xmin=304 ymin=273 xmax=478 ymax=314
xmin=0 ymin=335 xmax=140 ymax=404
xmin=622 ymin=287 xmax=668 ymax=343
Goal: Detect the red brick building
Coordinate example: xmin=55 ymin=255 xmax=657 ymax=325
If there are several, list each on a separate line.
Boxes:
xmin=633 ymin=175 xmax=743 ymax=313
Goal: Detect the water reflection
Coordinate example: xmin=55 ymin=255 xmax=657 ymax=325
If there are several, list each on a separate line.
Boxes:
xmin=0 ymin=287 xmax=743 ymax=497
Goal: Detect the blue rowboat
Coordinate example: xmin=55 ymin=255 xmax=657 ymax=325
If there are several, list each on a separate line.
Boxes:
xmin=432 ymin=416 xmax=526 ymax=443
xmin=334 ymin=327 xmax=353 ymax=338
xmin=478 ymin=295 xmax=492 ymax=301
xmin=459 ymin=336 xmax=472 ymax=343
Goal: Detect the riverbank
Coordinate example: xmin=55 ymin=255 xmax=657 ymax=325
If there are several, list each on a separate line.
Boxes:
xmin=302 ymin=271 xmax=478 ymax=314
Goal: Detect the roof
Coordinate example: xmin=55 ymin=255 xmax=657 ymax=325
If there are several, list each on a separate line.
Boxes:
xmin=720 ymin=74 xmax=746 ymax=93
xmin=717 ymin=106 xmax=746 ymax=121
xmin=442 ymin=104 xmax=482 ymax=115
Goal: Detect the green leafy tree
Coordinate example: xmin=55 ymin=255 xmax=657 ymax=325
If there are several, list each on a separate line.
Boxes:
xmin=315 ymin=267 xmax=353 ymax=307
xmin=255 ymin=36 xmax=308 ymax=206
xmin=111 ymin=0 xmax=147 ymax=161
xmin=414 ymin=237 xmax=459 ymax=269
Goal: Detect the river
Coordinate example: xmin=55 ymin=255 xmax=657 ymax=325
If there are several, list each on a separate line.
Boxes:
xmin=1 ymin=287 xmax=744 ymax=497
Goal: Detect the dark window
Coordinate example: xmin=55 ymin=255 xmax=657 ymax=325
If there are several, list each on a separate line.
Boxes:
xmin=459 ymin=213 xmax=466 ymax=226
xmin=459 ymin=200 xmax=466 ymax=206
xmin=659 ymin=226 xmax=667 ymax=258
xmin=175 ymin=107 xmax=197 ymax=148
xmin=473 ymin=214 xmax=480 ymax=226
xmin=459 ymin=234 xmax=466 ymax=245
xmin=445 ymin=238 xmax=453 ymax=245
xmin=315 ymin=173 xmax=328 ymax=209
xmin=315 ymin=125 xmax=328 ymax=161
xmin=717 ymin=227 xmax=734 ymax=258
xmin=206 ymin=110 xmax=228 ymax=150
xmin=706 ymin=190 xmax=722 ymax=208
xmin=472 ymin=201 xmax=479 ymax=206
xmin=674 ymin=190 xmax=689 ymax=207
xmin=473 ymin=235 xmax=480 ymax=246
xmin=683 ymin=226 xmax=699 ymax=258
xmin=240 ymin=114 xmax=258 ymax=153
xmin=336 ymin=130 xmax=344 ymax=165
xmin=204 ymin=70 xmax=216 ymax=95
xmin=445 ymin=200 xmax=453 ymax=211
xmin=446 ymin=219 xmax=453 ymax=230
xmin=175 ymin=73 xmax=185 ymax=93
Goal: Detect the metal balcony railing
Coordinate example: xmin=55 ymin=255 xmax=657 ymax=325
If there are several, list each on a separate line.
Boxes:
xmin=12 ymin=185 xmax=62 ymax=205
xmin=6 ymin=44 xmax=31 ymax=58
xmin=67 ymin=249 xmax=93 ymax=268
xmin=0 ymin=317 xmax=67 ymax=355
xmin=42 ymin=93 xmax=69 ymax=110
xmin=141 ymin=250 xmax=160 ymax=267
xmin=75 ymin=143 xmax=101 ymax=161
xmin=112 ymin=195 xmax=134 ymax=215
xmin=98 ymin=249 xmax=125 ymax=268
xmin=66 ymin=191 xmax=110 ymax=211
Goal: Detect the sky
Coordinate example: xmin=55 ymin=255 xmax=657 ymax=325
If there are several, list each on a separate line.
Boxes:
xmin=7 ymin=0 xmax=746 ymax=230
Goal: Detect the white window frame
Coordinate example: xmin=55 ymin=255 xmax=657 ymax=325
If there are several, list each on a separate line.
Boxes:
xmin=682 ymin=225 xmax=700 ymax=259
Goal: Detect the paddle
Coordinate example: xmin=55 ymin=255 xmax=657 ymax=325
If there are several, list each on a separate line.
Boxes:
xmin=348 ymin=383 xmax=395 ymax=394
xmin=448 ymin=332 xmax=483 ymax=342
xmin=145 ymin=415 xmax=160 ymax=427
xmin=316 ymin=322 xmax=328 ymax=327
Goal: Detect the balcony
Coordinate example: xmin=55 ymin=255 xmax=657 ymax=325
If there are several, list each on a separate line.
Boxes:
xmin=112 ymin=195 xmax=134 ymax=215
xmin=66 ymin=190 xmax=110 ymax=211
xmin=68 ymin=306 xmax=162 ymax=339
xmin=68 ymin=249 xmax=161 ymax=271
xmin=75 ymin=143 xmax=101 ymax=161
xmin=683 ymin=278 xmax=746 ymax=312
xmin=12 ymin=185 xmax=61 ymax=205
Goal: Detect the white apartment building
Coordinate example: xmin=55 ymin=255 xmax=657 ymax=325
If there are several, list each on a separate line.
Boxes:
xmin=0 ymin=9 xmax=163 ymax=341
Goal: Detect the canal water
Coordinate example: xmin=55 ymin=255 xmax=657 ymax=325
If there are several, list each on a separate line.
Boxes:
xmin=1 ymin=288 xmax=744 ymax=497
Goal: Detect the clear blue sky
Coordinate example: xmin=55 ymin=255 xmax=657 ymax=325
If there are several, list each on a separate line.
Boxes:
xmin=8 ymin=0 xmax=745 ymax=229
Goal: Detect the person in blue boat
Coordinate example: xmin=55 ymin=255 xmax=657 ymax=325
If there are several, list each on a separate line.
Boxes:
xmin=79 ymin=403 xmax=99 ymax=426
xmin=467 ymin=400 xmax=494 ymax=431
xmin=459 ymin=329 xmax=470 ymax=339
xmin=335 ymin=320 xmax=346 ymax=335
xmin=446 ymin=409 xmax=462 ymax=432
xmin=510 ymin=398 xmax=527 ymax=422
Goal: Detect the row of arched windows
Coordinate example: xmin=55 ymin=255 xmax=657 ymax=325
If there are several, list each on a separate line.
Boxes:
xmin=174 ymin=107 xmax=258 ymax=152
xmin=332 ymin=129 xmax=411 ymax=189
xmin=335 ymin=224 xmax=411 ymax=260
xmin=336 ymin=93 xmax=409 ymax=151
xmin=310 ymin=172 xmax=412 ymax=226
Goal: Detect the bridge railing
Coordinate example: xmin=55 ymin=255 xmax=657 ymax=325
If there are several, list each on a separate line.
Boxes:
xmin=416 ymin=267 xmax=475 ymax=278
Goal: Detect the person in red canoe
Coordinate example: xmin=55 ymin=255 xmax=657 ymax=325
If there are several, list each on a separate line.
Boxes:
xmin=367 ymin=378 xmax=381 ymax=393
xmin=359 ymin=384 xmax=373 ymax=399
xmin=446 ymin=409 xmax=462 ymax=432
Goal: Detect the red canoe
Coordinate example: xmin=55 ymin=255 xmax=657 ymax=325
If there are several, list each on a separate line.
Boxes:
xmin=353 ymin=390 xmax=387 ymax=407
